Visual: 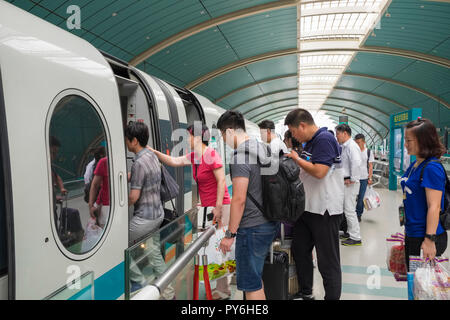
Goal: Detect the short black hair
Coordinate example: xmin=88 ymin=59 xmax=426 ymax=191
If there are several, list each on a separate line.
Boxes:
xmin=258 ymin=120 xmax=275 ymax=130
xmin=50 ymin=136 xmax=61 ymax=148
xmin=284 ymin=109 xmax=315 ymax=127
xmin=335 ymin=123 xmax=352 ymax=136
xmin=217 ymin=110 xmax=246 ymax=132
xmin=125 ymin=121 xmax=149 ymax=147
xmin=354 ymin=133 xmax=365 ymax=141
xmin=93 ymin=146 xmax=106 ymax=162
xmin=187 ymin=123 xmax=210 ymax=146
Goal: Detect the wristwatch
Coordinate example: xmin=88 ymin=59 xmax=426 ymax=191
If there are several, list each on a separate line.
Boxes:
xmin=225 ymin=230 xmax=237 ymax=239
xmin=424 ymin=234 xmax=437 ymax=242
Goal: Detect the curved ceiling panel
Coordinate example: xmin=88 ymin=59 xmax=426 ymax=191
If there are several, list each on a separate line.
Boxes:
xmin=8 ymin=0 xmax=450 ymax=142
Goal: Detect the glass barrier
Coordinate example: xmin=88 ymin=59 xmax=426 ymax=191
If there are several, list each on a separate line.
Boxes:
xmin=124 ymin=210 xmax=198 ymax=300
xmin=125 ymin=209 xmax=238 ymax=300
xmin=43 ymin=271 xmax=94 ymax=300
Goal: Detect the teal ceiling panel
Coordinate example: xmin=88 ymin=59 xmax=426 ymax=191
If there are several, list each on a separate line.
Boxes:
xmin=364 ymin=0 xmax=450 ymax=58
xmin=338 ymin=74 xmax=427 ymax=107
xmin=270 ymin=100 xmax=298 ymax=109
xmin=246 ymin=101 xmax=298 ymax=120
xmin=195 ymin=68 xmax=253 ymax=101
xmin=238 ymin=90 xmax=298 ymax=114
xmin=259 ymin=76 xmax=298 ymax=93
xmin=137 ymin=63 xmax=186 ymax=89
xmin=329 ymin=90 xmax=401 ymax=115
xmin=321 ymin=105 xmax=386 ymax=137
xmin=336 ymin=76 xmax=385 ymax=92
xmin=325 ymin=113 xmax=376 ymax=138
xmin=220 ymin=7 xmax=297 ymax=59
xmin=8 ymin=0 xmax=35 ymax=11
xmin=246 ymin=55 xmax=297 ymax=79
xmin=371 ymin=83 xmax=426 ymax=107
xmin=432 ymin=38 xmax=450 ymax=60
xmin=221 ymin=86 xmax=266 ymax=107
xmin=346 ymin=53 xmax=413 ymax=78
xmin=420 ymin=98 xmax=450 ymax=130
xmin=195 ymin=55 xmax=297 ymax=101
xmin=202 ymin=0 xmax=277 ymax=18
xmin=324 ymin=98 xmax=389 ymax=121
xmin=221 ymin=77 xmax=298 ymax=108
xmin=147 ymin=30 xmax=238 ymax=84
xmin=392 ymin=61 xmax=450 ymax=98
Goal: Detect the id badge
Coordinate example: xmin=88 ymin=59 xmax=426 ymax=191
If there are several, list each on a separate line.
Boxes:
xmin=398 ymin=205 xmax=405 ymax=226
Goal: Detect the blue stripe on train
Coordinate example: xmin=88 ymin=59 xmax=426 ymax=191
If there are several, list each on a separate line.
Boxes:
xmin=69 ymin=261 xmax=125 ymax=300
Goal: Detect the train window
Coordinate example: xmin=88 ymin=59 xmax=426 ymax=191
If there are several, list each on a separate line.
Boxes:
xmin=48 ymin=95 xmax=110 ymax=255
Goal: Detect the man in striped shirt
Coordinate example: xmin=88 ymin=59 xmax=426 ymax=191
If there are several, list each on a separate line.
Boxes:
xmin=126 ymin=122 xmax=164 ymax=245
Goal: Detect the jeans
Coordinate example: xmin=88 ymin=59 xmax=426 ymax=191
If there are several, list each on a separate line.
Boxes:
xmin=235 ymin=221 xmax=279 ymax=292
xmin=356 ymin=179 xmax=369 ymax=217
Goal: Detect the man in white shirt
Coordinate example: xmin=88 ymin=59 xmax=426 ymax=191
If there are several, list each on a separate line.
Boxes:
xmin=285 ymin=109 xmax=344 ymax=300
xmin=258 ymin=120 xmax=288 ymax=156
xmin=336 ymin=124 xmax=363 ymax=246
xmin=354 ymin=134 xmax=374 ymax=222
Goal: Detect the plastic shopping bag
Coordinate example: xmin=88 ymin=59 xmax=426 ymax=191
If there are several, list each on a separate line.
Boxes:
xmin=413 ymin=258 xmax=450 ymax=300
xmin=203 ymin=226 xmax=235 ymax=265
xmin=364 ymin=186 xmax=381 ymax=210
xmin=386 ymin=233 xmax=407 ymax=280
xmin=81 ymin=218 xmax=103 ymax=252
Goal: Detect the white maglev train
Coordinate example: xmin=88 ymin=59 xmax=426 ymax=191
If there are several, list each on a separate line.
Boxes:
xmin=0 ymin=2 xmax=262 ymax=299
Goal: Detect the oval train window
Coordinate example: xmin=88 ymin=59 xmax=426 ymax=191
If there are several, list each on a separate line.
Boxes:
xmin=49 ymin=95 xmax=110 ymax=255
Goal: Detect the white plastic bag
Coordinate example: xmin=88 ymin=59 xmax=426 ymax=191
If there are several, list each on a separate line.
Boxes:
xmin=81 ymin=218 xmax=103 ymax=252
xmin=413 ymin=258 xmax=450 ymax=300
xmin=203 ymin=226 xmax=235 ymax=265
xmin=364 ymin=186 xmax=381 ymax=210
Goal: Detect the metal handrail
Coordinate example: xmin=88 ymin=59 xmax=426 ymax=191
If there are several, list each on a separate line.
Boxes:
xmin=131 ymin=225 xmax=216 ymax=300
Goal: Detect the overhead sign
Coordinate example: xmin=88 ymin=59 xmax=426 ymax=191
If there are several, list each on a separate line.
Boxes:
xmin=339 ymin=116 xmax=348 ymax=124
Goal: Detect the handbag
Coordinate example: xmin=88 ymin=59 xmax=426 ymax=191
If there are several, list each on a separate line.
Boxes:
xmin=159 ymin=163 xmax=181 ymax=243
xmin=160 ymin=164 xmax=179 ymax=202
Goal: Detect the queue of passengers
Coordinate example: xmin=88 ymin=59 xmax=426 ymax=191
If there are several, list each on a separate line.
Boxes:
xmin=75 ymin=109 xmax=447 ymax=301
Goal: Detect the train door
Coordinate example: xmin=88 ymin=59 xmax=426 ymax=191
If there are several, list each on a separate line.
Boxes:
xmin=172 ymin=86 xmax=206 ymax=211
xmin=104 ymin=56 xmax=162 ymax=245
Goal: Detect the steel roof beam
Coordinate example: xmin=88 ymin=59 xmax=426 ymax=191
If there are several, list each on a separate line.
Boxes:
xmin=129 ymin=0 xmax=301 ymax=66
xmin=325 ymin=97 xmax=390 ymax=116
xmin=324 ymin=110 xmax=382 ymax=142
xmin=343 ymin=72 xmax=450 ymax=110
xmin=214 ymin=73 xmax=298 ymax=103
xmin=264 ymin=110 xmax=377 ymax=144
xmin=184 ymin=47 xmax=450 ymax=89
xmin=230 ymin=88 xmax=297 ymax=111
xmin=321 ymin=104 xmax=389 ymax=135
xmin=333 ymin=87 xmax=409 ymax=110
xmin=251 ymin=105 xmax=299 ymax=123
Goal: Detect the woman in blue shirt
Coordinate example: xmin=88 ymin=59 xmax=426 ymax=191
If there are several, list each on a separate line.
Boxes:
xmin=401 ymin=118 xmax=447 ymax=271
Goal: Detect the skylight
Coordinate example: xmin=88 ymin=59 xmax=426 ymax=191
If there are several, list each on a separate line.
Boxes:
xmin=295 ymin=0 xmax=389 ymax=122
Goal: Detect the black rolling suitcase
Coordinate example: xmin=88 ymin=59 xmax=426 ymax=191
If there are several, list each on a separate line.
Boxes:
xmin=58 ymin=195 xmax=84 ymax=247
xmin=262 ymin=243 xmax=289 ymax=300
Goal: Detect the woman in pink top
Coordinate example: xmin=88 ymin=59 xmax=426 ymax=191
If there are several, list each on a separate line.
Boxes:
xmin=148 ymin=123 xmax=231 ymax=227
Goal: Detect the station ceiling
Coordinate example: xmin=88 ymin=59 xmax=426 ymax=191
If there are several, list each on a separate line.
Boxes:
xmin=7 ymin=0 xmax=450 ymax=145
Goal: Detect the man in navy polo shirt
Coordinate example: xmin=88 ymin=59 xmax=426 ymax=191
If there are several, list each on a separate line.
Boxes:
xmin=285 ymin=108 xmax=344 ymax=300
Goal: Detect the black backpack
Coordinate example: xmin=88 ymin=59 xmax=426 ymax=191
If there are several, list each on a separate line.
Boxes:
xmin=419 ymin=159 xmax=450 ymax=230
xmin=231 ymin=148 xmax=306 ymax=223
